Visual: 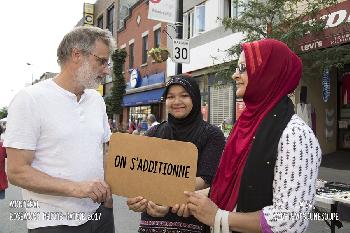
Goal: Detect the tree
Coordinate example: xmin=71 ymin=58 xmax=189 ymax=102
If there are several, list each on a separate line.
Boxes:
xmin=220 ymin=0 xmax=344 ymax=79
xmin=107 ymin=48 xmax=127 ymax=118
xmin=0 ymin=107 xmax=7 ymax=119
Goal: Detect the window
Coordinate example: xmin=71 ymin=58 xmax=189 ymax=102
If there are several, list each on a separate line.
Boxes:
xmin=129 ymin=43 xmax=134 ymax=69
xmin=195 ymin=5 xmax=205 ymax=34
xmin=183 ymin=4 xmax=205 ymax=39
xmin=154 ymin=28 xmax=161 ymax=48
xmin=97 ymin=16 xmax=103 ymax=29
xmin=223 ymin=0 xmax=240 ymax=18
xmin=142 ymin=35 xmax=148 ymax=64
xmin=210 ymin=85 xmax=234 ymax=128
xmin=107 ymin=5 xmax=114 ymax=35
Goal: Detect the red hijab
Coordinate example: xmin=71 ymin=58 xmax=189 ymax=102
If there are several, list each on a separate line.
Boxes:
xmin=210 ymin=39 xmax=302 ymax=211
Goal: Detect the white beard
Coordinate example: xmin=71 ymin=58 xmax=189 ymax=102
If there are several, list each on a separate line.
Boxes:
xmin=76 ymin=60 xmax=101 ymax=90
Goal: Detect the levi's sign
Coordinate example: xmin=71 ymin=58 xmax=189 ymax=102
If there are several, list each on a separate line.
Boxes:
xmin=106 ymin=133 xmax=197 ymax=206
xmin=299 ymin=1 xmax=350 ymax=51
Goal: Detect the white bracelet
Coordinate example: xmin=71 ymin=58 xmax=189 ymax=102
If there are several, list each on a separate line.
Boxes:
xmin=213 ymin=208 xmax=222 ymax=233
xmin=220 ymin=210 xmax=230 ymax=233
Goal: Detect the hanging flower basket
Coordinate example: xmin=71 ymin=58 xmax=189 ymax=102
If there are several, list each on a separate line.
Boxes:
xmin=148 ymin=47 xmax=169 ymax=63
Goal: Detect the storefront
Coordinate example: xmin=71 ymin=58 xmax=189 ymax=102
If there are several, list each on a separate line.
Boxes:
xmin=122 ymin=70 xmax=166 ymax=132
xmin=338 ymin=66 xmax=350 ymax=149
xmin=296 ymin=0 xmax=350 ymax=154
xmin=186 ymin=72 xmax=236 ymax=138
xmin=207 ymin=74 xmax=235 ymax=137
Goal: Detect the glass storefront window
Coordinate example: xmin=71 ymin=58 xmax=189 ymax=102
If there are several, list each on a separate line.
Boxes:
xmin=129 ymin=106 xmax=152 ymax=132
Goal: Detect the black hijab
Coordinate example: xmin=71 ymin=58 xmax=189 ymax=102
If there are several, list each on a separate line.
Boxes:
xmin=146 ymin=75 xmax=207 ymax=149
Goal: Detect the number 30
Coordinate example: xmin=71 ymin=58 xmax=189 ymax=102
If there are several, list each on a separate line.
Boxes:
xmin=174 ymin=47 xmax=188 ymax=60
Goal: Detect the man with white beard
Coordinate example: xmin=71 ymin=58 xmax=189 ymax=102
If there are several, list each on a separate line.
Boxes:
xmin=4 ymin=26 xmax=116 ymax=233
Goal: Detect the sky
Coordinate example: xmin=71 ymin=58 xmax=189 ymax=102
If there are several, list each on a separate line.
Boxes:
xmin=0 ymin=0 xmax=95 ymax=109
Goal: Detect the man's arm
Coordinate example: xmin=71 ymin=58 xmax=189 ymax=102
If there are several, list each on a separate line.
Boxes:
xmin=7 ymin=148 xmax=110 ymax=203
xmin=102 ymin=142 xmax=113 ymax=208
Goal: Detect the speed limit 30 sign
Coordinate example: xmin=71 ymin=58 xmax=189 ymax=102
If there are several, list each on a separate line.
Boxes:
xmin=172 ymin=39 xmax=190 ymax=64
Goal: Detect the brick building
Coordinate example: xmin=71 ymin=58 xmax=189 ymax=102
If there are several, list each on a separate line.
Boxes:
xmin=117 ymin=0 xmax=168 ymax=131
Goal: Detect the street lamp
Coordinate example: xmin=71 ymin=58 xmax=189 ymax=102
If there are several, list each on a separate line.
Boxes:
xmin=26 ymin=63 xmax=34 ymax=85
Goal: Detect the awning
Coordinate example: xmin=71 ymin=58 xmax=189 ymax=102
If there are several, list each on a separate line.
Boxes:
xmin=122 ymin=88 xmax=165 ymax=107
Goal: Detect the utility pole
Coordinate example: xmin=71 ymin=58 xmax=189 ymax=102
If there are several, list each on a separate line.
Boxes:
xmin=26 ymin=62 xmax=34 ymax=85
xmin=175 ymin=0 xmax=183 ymax=75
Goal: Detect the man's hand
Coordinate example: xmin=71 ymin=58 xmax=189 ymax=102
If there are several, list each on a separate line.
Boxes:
xmin=127 ymin=196 xmax=148 ymax=212
xmin=75 ymin=180 xmax=110 ymax=204
xmin=146 ymin=201 xmax=169 ymax=217
xmin=103 ymin=183 xmax=113 ymax=208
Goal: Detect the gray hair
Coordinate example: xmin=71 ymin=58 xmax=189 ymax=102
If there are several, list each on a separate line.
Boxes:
xmin=147 ymin=114 xmax=157 ymax=123
xmin=57 ymin=26 xmax=116 ymax=66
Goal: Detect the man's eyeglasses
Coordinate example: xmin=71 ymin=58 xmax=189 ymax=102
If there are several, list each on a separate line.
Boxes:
xmin=236 ymin=63 xmax=246 ymax=74
xmin=89 ymin=52 xmax=111 ymax=68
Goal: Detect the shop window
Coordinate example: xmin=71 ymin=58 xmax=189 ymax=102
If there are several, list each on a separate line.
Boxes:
xmin=129 ymin=106 xmax=152 ymax=132
xmin=107 ymin=4 xmax=114 ymax=35
xmin=339 ymin=72 xmax=350 ymax=149
xmin=210 ymin=84 xmax=234 ymax=138
xmin=142 ymin=35 xmax=148 ymax=64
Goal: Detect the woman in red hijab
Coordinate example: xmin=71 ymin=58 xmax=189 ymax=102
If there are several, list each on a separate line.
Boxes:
xmin=184 ymin=39 xmax=322 ymax=233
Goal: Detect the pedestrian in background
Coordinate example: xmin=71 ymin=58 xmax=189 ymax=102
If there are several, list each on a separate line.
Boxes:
xmin=4 ymin=26 xmax=115 ymax=233
xmin=147 ymin=113 xmax=159 ymax=128
xmin=185 ymin=39 xmax=322 ymax=233
xmin=127 ymin=75 xmax=226 ymax=232
xmin=128 ymin=116 xmax=137 ymax=134
xmin=0 ymin=125 xmax=8 ymax=199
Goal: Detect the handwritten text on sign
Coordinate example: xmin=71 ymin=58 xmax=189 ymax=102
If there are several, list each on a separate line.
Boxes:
xmin=114 ymin=156 xmax=191 ymax=178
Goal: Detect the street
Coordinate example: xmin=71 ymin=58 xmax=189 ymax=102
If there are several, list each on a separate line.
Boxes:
xmin=0 ymin=184 xmax=140 ymax=233
xmin=0 ymin=166 xmax=349 ymax=233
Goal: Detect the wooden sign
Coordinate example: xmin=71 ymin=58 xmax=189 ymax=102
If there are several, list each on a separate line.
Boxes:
xmin=106 ymin=133 xmax=198 ymax=206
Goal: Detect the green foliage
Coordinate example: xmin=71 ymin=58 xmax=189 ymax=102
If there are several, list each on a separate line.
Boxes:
xmin=108 ymin=48 xmax=127 ymax=116
xmin=0 ymin=107 xmax=7 ymax=119
xmin=220 ymin=0 xmax=342 ymax=79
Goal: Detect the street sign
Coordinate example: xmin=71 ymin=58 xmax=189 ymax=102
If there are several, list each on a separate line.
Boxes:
xmin=148 ymin=0 xmax=177 ymax=24
xmin=83 ymin=3 xmax=94 ymax=26
xmin=172 ymin=39 xmax=190 ymax=64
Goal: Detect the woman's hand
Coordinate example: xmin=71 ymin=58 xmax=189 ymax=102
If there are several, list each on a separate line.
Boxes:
xmin=126 ymin=196 xmax=148 ymax=212
xmin=171 ymin=203 xmax=190 ymax=217
xmin=146 ymin=201 xmax=169 ymax=217
xmin=185 ymin=191 xmax=218 ymax=226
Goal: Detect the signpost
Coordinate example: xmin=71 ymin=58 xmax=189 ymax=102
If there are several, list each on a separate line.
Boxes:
xmin=147 ymin=0 xmax=185 ymax=74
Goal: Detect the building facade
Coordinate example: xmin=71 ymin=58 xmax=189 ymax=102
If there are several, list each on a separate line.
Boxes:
xmin=117 ymin=0 xmax=168 ymax=132
xmin=164 ymin=0 xmax=243 ymax=136
xmin=296 ymin=0 xmax=350 ymax=154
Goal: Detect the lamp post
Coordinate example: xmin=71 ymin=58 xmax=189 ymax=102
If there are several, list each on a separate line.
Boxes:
xmin=26 ymin=62 xmax=34 ymax=85
xmin=175 ymin=0 xmax=183 ymax=75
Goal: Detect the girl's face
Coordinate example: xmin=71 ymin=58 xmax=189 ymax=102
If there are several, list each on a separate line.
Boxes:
xmin=165 ymin=84 xmax=193 ymax=119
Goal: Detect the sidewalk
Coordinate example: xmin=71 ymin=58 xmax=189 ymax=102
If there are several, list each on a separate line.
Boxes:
xmin=308 ymin=150 xmax=350 ymax=233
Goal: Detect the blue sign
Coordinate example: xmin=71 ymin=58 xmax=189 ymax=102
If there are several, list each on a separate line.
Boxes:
xmin=130 ymin=69 xmax=141 ymax=88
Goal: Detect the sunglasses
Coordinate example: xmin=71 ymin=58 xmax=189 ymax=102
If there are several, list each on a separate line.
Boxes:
xmin=236 ymin=63 xmax=246 ymax=74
